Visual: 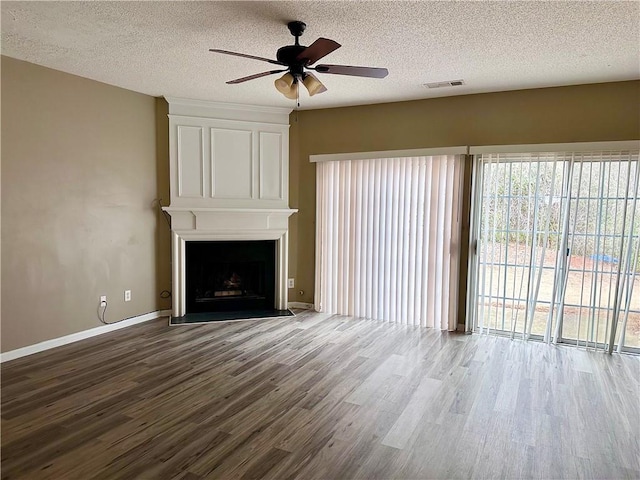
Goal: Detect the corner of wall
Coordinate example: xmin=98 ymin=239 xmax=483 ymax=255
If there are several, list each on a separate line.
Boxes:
xmin=155 ymin=97 xmax=172 ymax=313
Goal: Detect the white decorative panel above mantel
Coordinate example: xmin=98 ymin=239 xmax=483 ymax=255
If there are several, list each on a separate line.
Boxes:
xmin=211 ymin=127 xmax=253 ymax=199
xmin=177 ymin=125 xmax=204 ymax=198
xmin=166 ymin=97 xmax=291 ymax=210
xmin=259 ymin=131 xmax=283 ymax=200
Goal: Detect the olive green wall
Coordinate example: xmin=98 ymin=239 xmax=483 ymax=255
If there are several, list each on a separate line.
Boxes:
xmin=1 ymin=56 xmax=171 ymax=352
xmin=288 ymin=81 xmax=640 ymax=320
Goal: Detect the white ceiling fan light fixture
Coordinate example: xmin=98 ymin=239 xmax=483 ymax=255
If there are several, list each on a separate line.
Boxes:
xmin=274 ymin=71 xmax=296 ymax=98
xmin=302 ymin=72 xmax=327 ymax=96
xmin=274 ymin=71 xmax=325 ymax=99
xmin=284 ymin=80 xmax=299 ymax=100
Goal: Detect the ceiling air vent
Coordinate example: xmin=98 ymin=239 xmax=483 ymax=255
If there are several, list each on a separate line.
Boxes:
xmin=423 ymin=79 xmax=465 ymax=88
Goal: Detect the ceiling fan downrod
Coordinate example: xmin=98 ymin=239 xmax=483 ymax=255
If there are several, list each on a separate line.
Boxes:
xmin=287 ymin=21 xmax=307 ymax=46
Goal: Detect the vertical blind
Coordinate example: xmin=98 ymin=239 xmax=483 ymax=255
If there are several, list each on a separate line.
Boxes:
xmin=471 ymin=150 xmax=640 ymax=353
xmin=315 ymin=155 xmax=463 ymax=330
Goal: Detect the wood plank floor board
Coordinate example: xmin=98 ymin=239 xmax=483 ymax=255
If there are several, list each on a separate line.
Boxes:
xmin=87 ymin=421 xmax=206 ymax=479
xmin=214 ymin=383 xmax=308 ymax=438
xmin=381 ymin=375 xmax=442 ymax=449
xmin=350 ymin=443 xmax=402 ymax=480
xmin=2 ymin=312 xmax=639 ymax=479
xmin=132 ymin=429 xmax=231 ymax=480
xmin=1 ymin=412 xmax=131 ymax=479
xmin=33 ymin=438 xmax=111 ymax=480
xmin=1 ymin=380 xmax=139 ymax=439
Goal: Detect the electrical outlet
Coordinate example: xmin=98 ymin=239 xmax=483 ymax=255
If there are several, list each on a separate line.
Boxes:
xmin=124 ymin=290 xmax=131 ymax=302
xmin=288 ymin=278 xmax=295 ymax=288
xmin=100 ymin=295 xmax=107 ymax=305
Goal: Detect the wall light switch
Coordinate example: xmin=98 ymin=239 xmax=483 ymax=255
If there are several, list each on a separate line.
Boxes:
xmin=124 ymin=290 xmax=131 ymax=302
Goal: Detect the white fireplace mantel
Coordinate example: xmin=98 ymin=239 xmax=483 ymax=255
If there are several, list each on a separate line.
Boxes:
xmin=163 ymin=207 xmax=297 ymax=317
xmin=163 ymin=98 xmax=296 ymax=318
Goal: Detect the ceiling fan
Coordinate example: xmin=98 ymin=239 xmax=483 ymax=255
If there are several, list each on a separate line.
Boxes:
xmin=209 ymin=21 xmax=389 ymax=100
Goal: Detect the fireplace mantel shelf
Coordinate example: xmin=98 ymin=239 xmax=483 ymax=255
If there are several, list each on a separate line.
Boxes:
xmin=162 ymin=207 xmax=297 ymax=238
xmin=162 ymin=207 xmax=298 ymax=214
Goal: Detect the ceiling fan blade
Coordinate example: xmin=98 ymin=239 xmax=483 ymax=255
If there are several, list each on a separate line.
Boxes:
xmin=296 ymin=38 xmax=341 ymax=65
xmin=314 ymin=64 xmax=389 ymax=78
xmin=226 ymin=70 xmax=287 ymax=84
xmin=209 ymin=49 xmax=285 ymax=66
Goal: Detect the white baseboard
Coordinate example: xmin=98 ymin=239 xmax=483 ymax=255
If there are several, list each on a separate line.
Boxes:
xmin=0 ymin=309 xmax=172 ymax=363
xmin=288 ymin=302 xmax=315 ymax=310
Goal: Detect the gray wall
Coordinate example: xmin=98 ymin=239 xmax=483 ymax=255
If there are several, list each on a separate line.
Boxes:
xmin=1 ymin=56 xmax=171 ymax=352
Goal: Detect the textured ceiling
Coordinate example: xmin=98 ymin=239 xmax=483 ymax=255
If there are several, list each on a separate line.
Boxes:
xmin=2 ymin=1 xmax=639 ymax=110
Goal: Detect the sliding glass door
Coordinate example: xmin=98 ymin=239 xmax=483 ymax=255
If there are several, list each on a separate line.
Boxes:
xmin=469 ymin=149 xmax=640 ymax=353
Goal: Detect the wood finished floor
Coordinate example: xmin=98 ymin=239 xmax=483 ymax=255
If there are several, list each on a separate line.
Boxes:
xmin=2 ymin=310 xmax=639 ymax=480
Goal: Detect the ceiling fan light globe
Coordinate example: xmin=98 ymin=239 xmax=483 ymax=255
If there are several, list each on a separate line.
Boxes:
xmin=274 ymin=73 xmax=295 ymax=95
xmin=283 ymin=82 xmax=299 ymax=100
xmin=303 ymin=73 xmax=327 ymax=96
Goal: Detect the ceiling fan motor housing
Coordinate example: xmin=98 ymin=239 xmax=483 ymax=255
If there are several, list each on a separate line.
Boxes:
xmin=276 ymin=45 xmax=307 ymax=74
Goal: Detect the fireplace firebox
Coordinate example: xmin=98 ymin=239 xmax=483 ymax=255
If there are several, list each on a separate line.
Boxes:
xmin=185 ymin=240 xmax=276 ymax=313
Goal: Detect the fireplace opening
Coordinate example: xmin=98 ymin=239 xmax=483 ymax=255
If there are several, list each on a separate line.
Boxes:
xmin=185 ymin=240 xmax=276 ymax=313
